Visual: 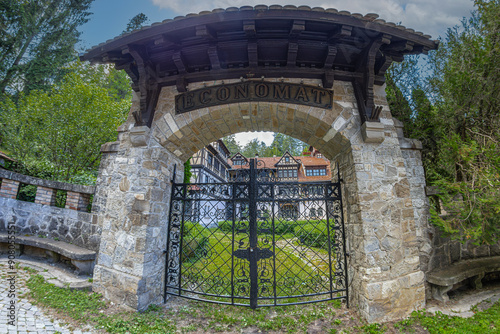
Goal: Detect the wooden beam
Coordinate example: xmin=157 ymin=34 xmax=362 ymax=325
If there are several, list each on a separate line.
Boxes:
xmin=322 ymin=71 xmax=334 ymax=88
xmin=290 ymin=20 xmax=305 ymax=38
xmin=324 ymin=45 xmax=337 ymax=69
xmin=248 ymin=41 xmax=258 ymax=67
xmin=196 ymin=25 xmax=215 ymax=40
xmin=375 ymin=55 xmax=393 ymax=76
xmin=176 ymin=77 xmax=187 ymax=93
xmin=363 ymin=38 xmax=384 ymax=116
xmin=374 ymin=55 xmax=393 ymax=85
xmin=340 ymin=25 xmax=353 ymax=37
xmin=286 ymin=42 xmax=299 ymax=67
xmin=208 ymin=45 xmax=221 ymax=70
xmin=153 ymin=67 xmax=363 ymax=89
xmin=172 ymin=51 xmax=187 ymax=74
xmin=243 ymin=20 xmax=256 ymax=38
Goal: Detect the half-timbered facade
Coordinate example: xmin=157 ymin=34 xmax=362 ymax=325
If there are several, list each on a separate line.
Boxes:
xmin=186 ymin=140 xmax=231 ymax=226
xmin=190 ymin=139 xmax=231 ymax=183
xmin=229 ymin=150 xmax=331 ymax=220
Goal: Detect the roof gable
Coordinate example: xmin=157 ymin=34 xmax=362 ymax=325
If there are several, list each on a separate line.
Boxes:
xmin=275 ymin=151 xmax=300 ymax=167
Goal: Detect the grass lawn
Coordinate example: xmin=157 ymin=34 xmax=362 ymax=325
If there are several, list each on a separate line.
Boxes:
xmin=178 ymin=224 xmax=343 ymax=305
xmin=22 ymin=267 xmax=500 ymax=333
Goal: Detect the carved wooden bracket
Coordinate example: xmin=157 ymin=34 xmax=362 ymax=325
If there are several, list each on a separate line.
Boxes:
xmin=122 ymin=46 xmax=160 ymax=127
xmin=353 ymin=35 xmax=391 ymax=123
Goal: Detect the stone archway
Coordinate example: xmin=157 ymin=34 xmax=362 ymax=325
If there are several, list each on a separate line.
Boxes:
xmin=82 ymin=6 xmax=436 ymax=322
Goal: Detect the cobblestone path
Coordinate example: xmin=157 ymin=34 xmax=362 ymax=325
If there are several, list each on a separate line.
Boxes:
xmin=0 ymin=263 xmax=95 ymax=334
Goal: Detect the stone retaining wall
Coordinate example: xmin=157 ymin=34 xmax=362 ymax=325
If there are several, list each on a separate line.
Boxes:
xmin=0 ymin=197 xmax=100 ymax=251
xmin=0 ymin=170 xmax=100 ymax=251
xmin=428 ymin=226 xmax=500 ymax=272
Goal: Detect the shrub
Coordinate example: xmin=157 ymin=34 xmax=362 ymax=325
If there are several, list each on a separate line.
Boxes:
xmin=182 ymin=222 xmax=210 ymax=262
xmin=294 ymin=222 xmax=336 ymax=250
xmin=218 ymin=219 xmax=322 ymax=236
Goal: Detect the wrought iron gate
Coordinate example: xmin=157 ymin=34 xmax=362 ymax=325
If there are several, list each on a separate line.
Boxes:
xmin=164 ymin=159 xmax=347 ymax=308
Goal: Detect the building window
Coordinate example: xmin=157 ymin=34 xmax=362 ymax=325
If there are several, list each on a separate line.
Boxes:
xmin=278 ymin=168 xmax=297 ymax=178
xmin=214 ymin=160 xmax=220 ymax=172
xmin=306 ymin=168 xmax=326 ymax=176
xmin=310 ymin=208 xmax=317 ymax=217
xmin=285 ymin=156 xmax=290 ymax=163
xmin=207 ymin=153 xmax=213 ymax=167
xmin=233 ymin=159 xmax=243 ymax=165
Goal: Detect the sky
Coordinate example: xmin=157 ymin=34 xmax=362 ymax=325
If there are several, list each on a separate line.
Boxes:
xmin=78 ymin=0 xmax=476 ymax=146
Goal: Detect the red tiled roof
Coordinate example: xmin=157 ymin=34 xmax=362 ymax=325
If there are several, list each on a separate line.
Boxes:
xmin=228 ymin=155 xmax=331 ymax=181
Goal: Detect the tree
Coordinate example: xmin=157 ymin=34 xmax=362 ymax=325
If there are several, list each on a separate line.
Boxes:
xmin=222 ymin=134 xmax=241 ymax=156
xmin=123 ymin=13 xmax=149 ymax=33
xmin=0 ymin=61 xmax=130 ymax=182
xmin=183 ymin=158 xmax=192 ymax=184
xmin=266 ymin=133 xmax=307 ymax=157
xmin=241 ymin=138 xmax=267 ymax=157
xmin=0 ymin=0 xmax=93 ymax=95
xmin=426 ymin=0 xmax=500 ymax=244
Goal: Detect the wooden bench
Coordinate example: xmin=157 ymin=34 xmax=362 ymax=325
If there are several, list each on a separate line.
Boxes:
xmin=0 ymin=232 xmax=96 ymax=275
xmin=427 ymin=256 xmax=500 ymax=302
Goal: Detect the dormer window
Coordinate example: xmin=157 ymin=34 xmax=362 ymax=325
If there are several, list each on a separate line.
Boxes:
xmin=306 ymin=167 xmax=327 ymax=176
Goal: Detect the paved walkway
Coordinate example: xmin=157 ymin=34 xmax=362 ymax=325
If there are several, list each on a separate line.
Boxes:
xmin=0 ymin=260 xmax=95 ymax=334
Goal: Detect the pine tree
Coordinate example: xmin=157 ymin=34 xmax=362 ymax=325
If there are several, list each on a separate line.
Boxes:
xmin=0 ymin=0 xmax=93 ymax=95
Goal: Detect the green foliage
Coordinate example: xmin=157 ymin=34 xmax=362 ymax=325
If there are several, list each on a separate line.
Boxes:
xmin=222 ymin=133 xmax=308 ymax=158
xmin=183 ymin=158 xmax=192 ymax=184
xmin=182 ymin=221 xmax=210 ymax=262
xmin=0 ymin=0 xmax=93 ymax=94
xmin=0 ymin=61 xmax=130 ymax=182
xmin=411 ymin=305 xmax=500 ymax=333
xmin=222 ymin=134 xmax=241 ymax=156
xmin=16 ymin=183 xmax=36 ymax=202
xmin=27 ymin=274 xmax=106 ymax=321
xmin=123 ymin=13 xmax=149 ymax=33
xmin=241 ymin=138 xmax=267 ymax=157
xmin=294 ymin=221 xmax=335 ymax=250
xmin=386 ymin=0 xmax=500 ymax=244
xmin=426 ymin=0 xmax=500 ymax=244
xmin=217 ymin=219 xmax=314 ymax=236
xmin=26 ymin=272 xmax=176 ymax=334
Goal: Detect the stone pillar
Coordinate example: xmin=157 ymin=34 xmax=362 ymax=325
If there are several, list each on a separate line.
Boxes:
xmin=65 ymin=191 xmax=91 ymax=211
xmin=92 ymin=124 xmax=183 ymax=311
xmin=394 ymin=119 xmax=433 ymax=274
xmin=339 ymin=135 xmax=425 ymax=322
xmin=35 ymin=186 xmax=57 ymax=206
xmin=0 ymin=179 xmax=20 ymax=199
xmin=334 ymin=87 xmax=426 ymax=322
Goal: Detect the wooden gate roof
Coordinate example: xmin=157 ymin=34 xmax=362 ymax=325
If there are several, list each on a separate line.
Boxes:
xmin=80 ymin=5 xmax=438 ymax=127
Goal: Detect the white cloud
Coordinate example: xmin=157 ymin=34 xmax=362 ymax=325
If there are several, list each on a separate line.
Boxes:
xmin=234 ymin=131 xmax=275 ymax=146
xmin=150 ymin=0 xmax=474 ymax=39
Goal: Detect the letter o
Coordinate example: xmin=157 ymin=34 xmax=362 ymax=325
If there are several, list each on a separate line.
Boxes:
xmin=255 ymin=83 xmax=269 ymax=98
xmin=217 ymin=87 xmax=230 ymax=101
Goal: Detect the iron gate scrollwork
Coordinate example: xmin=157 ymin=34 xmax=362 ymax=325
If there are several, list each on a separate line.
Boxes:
xmin=164 ymin=159 xmax=348 ymax=308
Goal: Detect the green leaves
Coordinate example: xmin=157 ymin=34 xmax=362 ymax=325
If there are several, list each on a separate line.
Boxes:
xmin=0 ymin=61 xmax=130 ymax=182
xmin=386 ymin=0 xmax=500 ymax=244
xmin=0 ymin=0 xmax=93 ymax=94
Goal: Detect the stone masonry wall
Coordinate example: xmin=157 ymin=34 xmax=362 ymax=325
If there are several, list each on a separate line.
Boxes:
xmin=0 ymin=197 xmax=99 ymax=251
xmin=428 ymin=226 xmax=500 ymax=273
xmin=94 ymin=79 xmax=428 ymax=323
xmin=91 ymin=103 xmax=184 ymax=310
xmin=331 ymin=84 xmax=426 ymax=322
